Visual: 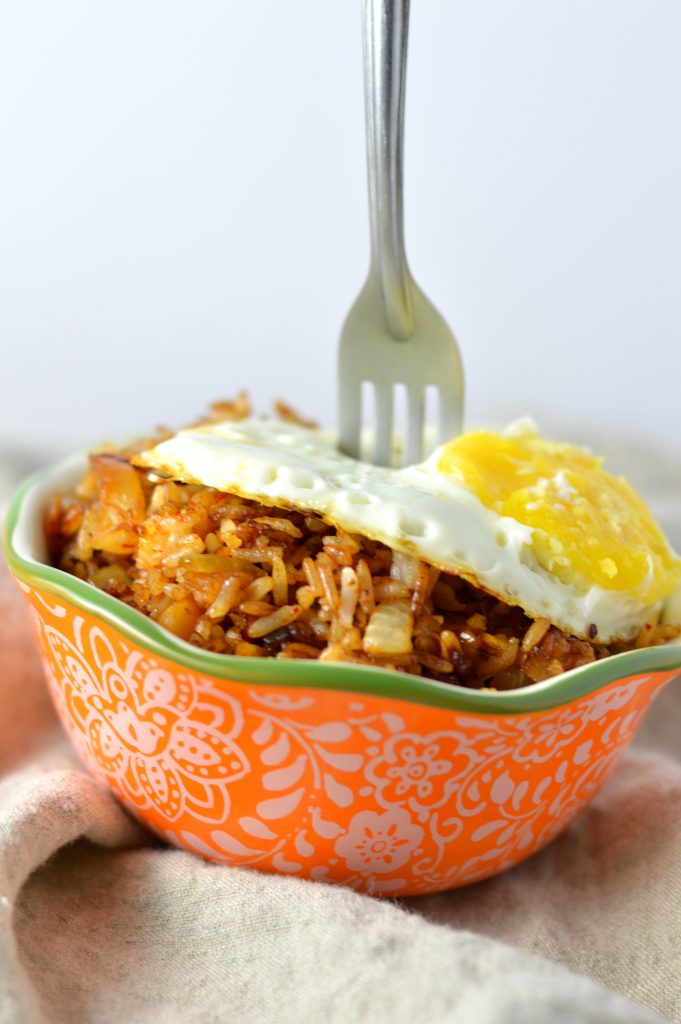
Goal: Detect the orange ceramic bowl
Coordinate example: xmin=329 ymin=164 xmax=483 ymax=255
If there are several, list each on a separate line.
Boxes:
xmin=5 ymin=454 xmax=681 ymax=896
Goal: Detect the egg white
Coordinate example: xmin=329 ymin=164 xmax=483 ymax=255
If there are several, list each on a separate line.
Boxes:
xmin=133 ymin=418 xmax=663 ymax=642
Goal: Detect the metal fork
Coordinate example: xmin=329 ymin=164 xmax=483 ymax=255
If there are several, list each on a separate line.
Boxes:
xmin=338 ymin=0 xmax=464 ymax=467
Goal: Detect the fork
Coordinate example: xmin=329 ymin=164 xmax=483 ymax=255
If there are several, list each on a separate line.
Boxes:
xmin=338 ymin=0 xmax=464 ymax=467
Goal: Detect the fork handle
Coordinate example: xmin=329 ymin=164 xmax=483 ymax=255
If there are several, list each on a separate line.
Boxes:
xmin=363 ymin=0 xmax=413 ymax=340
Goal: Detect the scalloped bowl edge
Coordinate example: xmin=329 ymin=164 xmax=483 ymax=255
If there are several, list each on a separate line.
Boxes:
xmin=3 ymin=453 xmax=681 ymax=896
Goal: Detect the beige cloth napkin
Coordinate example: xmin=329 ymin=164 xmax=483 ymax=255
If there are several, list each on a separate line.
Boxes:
xmin=0 ymin=559 xmax=679 ymax=1024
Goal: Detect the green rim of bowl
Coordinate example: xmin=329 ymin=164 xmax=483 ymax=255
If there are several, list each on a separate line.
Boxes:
xmin=4 ymin=467 xmax=681 ymax=716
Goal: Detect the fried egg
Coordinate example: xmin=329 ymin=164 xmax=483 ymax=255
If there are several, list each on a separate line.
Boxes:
xmin=133 ymin=417 xmax=681 ymax=643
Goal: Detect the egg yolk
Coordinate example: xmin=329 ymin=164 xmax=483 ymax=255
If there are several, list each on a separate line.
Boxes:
xmin=438 ymin=428 xmax=681 ymax=602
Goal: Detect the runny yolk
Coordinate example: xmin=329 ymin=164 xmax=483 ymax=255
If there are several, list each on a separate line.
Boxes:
xmin=437 ymin=428 xmax=681 ymax=602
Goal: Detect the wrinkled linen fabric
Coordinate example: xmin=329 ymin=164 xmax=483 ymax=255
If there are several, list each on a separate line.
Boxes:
xmin=1 ymin=440 xmax=680 ymax=1023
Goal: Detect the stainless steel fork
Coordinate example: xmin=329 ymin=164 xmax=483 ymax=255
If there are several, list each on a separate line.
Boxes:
xmin=338 ymin=0 xmax=464 ymax=467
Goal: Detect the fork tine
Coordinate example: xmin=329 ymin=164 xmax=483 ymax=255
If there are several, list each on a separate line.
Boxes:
xmin=373 ymin=384 xmax=394 ymax=466
xmin=437 ymin=388 xmax=462 ymax=447
xmin=339 ymin=381 xmax=362 ymax=460
xmin=405 ymin=386 xmax=424 ymax=465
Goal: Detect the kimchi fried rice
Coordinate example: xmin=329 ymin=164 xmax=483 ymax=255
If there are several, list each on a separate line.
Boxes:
xmin=44 ymin=398 xmax=680 ymax=691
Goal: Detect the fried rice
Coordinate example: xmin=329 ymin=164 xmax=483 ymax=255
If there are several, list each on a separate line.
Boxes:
xmin=44 ymin=399 xmax=680 ymax=691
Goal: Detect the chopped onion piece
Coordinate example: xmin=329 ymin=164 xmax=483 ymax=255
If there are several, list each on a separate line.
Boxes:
xmin=390 ymin=551 xmax=421 ymax=589
xmin=363 ymin=600 xmax=414 ymax=655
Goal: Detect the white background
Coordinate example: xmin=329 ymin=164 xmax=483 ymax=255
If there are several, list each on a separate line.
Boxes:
xmin=1 ymin=1 xmax=680 ymax=473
